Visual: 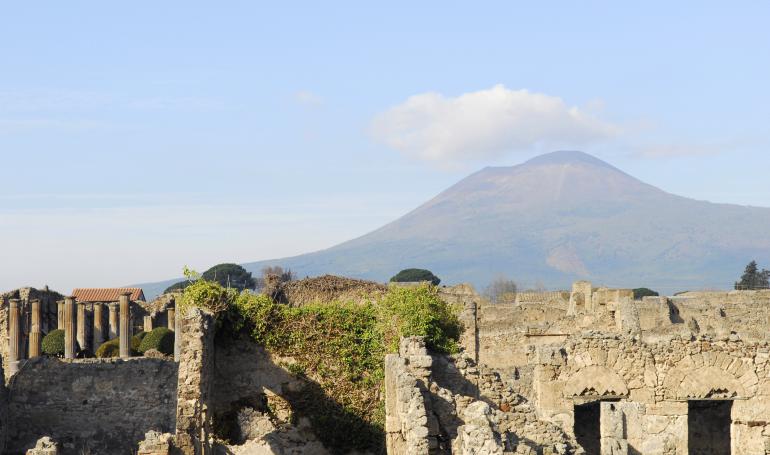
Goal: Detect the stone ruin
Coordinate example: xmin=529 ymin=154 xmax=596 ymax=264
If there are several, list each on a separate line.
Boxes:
xmin=383 ymin=281 xmax=770 ymax=454
xmin=3 ymin=280 xmax=770 ymax=454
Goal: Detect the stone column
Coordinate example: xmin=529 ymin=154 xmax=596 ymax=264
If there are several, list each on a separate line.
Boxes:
xmin=144 ymin=315 xmax=153 ymax=332
xmin=57 ymin=300 xmax=65 ymax=330
xmin=8 ymin=299 xmax=21 ymax=375
xmin=77 ymin=302 xmax=88 ymax=352
xmin=64 ymin=296 xmax=77 ymax=359
xmin=108 ymin=303 xmax=119 ymax=339
xmin=29 ymin=299 xmax=42 ymax=358
xmin=175 ymin=307 xmax=214 ymax=455
xmin=168 ymin=304 xmax=176 ymax=331
xmin=93 ymin=303 xmax=105 ymax=348
xmin=119 ymin=293 xmax=132 ymax=358
xmin=174 ymin=305 xmax=181 ymax=362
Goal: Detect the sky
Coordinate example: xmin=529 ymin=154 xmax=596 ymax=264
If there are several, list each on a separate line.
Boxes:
xmin=1 ymin=2 xmax=770 ymax=293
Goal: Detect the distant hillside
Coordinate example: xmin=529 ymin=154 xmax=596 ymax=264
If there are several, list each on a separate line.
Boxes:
xmin=137 ymin=151 xmax=770 ymax=299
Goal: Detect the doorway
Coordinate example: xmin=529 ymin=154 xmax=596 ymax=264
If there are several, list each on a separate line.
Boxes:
xmin=688 ymin=400 xmax=732 ymax=455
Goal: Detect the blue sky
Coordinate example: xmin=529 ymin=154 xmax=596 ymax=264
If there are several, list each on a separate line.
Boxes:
xmin=2 ymin=2 xmax=769 ymax=292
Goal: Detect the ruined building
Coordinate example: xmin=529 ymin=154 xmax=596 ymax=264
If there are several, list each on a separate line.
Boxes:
xmin=2 ymin=281 xmax=770 ymax=454
xmin=386 ymin=283 xmax=770 ymax=454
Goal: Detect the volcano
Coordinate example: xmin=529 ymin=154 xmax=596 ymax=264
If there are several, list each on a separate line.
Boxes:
xmin=141 ymin=151 xmax=770 ymax=297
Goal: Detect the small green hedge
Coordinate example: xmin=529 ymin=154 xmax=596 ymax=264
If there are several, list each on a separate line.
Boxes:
xmin=96 ymin=338 xmax=120 ymax=358
xmin=138 ymin=327 xmax=174 ymax=355
xmin=95 ymin=332 xmax=146 ymax=358
xmin=42 ymin=329 xmax=73 ymax=357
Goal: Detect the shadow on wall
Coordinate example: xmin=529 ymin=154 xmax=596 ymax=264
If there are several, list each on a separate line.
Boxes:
xmin=211 ymin=337 xmax=385 ymax=454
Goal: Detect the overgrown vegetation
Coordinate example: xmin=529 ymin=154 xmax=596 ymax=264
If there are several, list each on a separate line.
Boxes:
xmin=165 ymin=263 xmax=257 ymax=293
xmin=180 ymin=271 xmax=461 ymax=453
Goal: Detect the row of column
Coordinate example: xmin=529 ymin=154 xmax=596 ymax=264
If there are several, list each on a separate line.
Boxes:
xmin=6 ymin=293 xmax=177 ymax=374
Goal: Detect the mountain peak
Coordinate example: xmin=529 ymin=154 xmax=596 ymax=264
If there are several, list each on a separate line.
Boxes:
xmin=523 ymin=150 xmax=616 ymax=170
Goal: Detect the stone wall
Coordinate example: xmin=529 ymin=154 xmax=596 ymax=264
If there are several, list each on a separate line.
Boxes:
xmin=174 ymin=307 xmax=215 ymax=455
xmin=531 ymin=334 xmax=770 ymax=454
xmin=5 ymin=357 xmax=178 ymax=455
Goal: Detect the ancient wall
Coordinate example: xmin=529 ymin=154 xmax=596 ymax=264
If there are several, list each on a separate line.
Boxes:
xmin=532 ymin=335 xmax=770 ymax=454
xmin=5 ymin=357 xmax=178 ymax=455
xmin=384 ymin=337 xmax=435 ymax=455
xmin=174 ymin=307 xmax=215 ymax=455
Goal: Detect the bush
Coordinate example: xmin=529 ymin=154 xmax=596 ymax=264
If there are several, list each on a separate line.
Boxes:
xmin=95 ymin=333 xmax=146 ymax=358
xmin=389 ymin=268 xmax=441 ymax=286
xmin=138 ymin=327 xmax=174 ymax=355
xmin=378 ymin=283 xmax=461 ymax=354
xmin=42 ymin=329 xmax=70 ymax=357
xmin=133 ymin=331 xmax=147 ymax=352
xmin=95 ymin=338 xmax=120 ymax=358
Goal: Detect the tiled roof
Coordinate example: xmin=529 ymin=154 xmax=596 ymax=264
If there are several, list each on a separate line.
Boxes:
xmin=71 ymin=288 xmax=145 ymax=303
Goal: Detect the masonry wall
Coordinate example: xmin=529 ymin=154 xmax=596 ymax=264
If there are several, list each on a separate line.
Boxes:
xmin=6 ymin=357 xmax=178 ymax=455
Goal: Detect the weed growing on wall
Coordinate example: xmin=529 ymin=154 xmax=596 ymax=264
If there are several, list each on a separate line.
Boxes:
xmin=182 ymin=278 xmax=461 ymax=453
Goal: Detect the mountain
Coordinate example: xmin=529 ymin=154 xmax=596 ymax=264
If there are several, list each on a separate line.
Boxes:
xmin=138 ymin=151 xmax=770 ymax=298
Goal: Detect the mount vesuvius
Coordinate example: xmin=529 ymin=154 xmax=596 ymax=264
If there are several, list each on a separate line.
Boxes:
xmin=139 ymin=151 xmax=770 ymax=297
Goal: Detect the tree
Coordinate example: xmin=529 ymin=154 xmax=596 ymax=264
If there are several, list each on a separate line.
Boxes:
xmin=633 ymin=288 xmax=659 ymax=300
xmin=255 ymin=265 xmax=295 ymax=291
xmin=390 ymin=268 xmax=441 ymax=286
xmin=164 ymin=263 xmax=256 ymax=294
xmin=735 ymin=260 xmax=770 ymax=290
xmin=484 ymin=275 xmax=518 ymax=304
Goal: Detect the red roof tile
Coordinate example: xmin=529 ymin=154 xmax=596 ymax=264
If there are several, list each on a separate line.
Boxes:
xmin=71 ymin=288 xmax=145 ymax=303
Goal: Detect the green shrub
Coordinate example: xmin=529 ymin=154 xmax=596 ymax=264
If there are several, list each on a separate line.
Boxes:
xmin=42 ymin=329 xmax=69 ymax=357
xmin=132 ymin=331 xmax=147 ymax=352
xmin=379 ymin=283 xmax=460 ymax=354
xmin=95 ymin=338 xmax=120 ymax=358
xmin=389 ymin=268 xmax=441 ymax=285
xmin=138 ymin=327 xmax=174 ymax=355
xmin=95 ymin=334 xmax=145 ymax=358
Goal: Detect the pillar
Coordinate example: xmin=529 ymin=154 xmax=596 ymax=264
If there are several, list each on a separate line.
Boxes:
xmin=108 ymin=303 xmax=119 ymax=339
xmin=119 ymin=293 xmax=132 ymax=358
xmin=93 ymin=303 xmax=105 ymax=348
xmin=144 ymin=315 xmax=153 ymax=332
xmin=174 ymin=305 xmax=181 ymax=362
xmin=77 ymin=302 xmax=88 ymax=352
xmin=57 ymin=300 xmax=65 ymax=330
xmin=8 ymin=299 xmax=21 ymax=375
xmin=64 ymin=296 xmax=77 ymax=359
xmin=29 ymin=299 xmax=42 ymax=358
xmin=167 ymin=305 xmax=176 ymax=331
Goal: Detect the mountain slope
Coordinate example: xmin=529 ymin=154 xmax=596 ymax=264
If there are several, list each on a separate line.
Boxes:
xmin=139 ymin=151 xmax=770 ymax=297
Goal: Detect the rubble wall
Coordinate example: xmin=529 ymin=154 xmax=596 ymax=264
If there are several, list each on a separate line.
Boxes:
xmin=6 ymin=357 xmax=178 ymax=455
xmin=533 ymin=336 xmax=770 ymax=455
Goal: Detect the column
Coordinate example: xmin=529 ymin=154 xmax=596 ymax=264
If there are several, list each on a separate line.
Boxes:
xmin=167 ymin=305 xmax=176 ymax=331
xmin=144 ymin=315 xmax=153 ymax=332
xmin=108 ymin=303 xmax=119 ymax=339
xmin=119 ymin=293 xmax=132 ymax=358
xmin=64 ymin=296 xmax=77 ymax=359
xmin=93 ymin=303 xmax=105 ymax=348
xmin=77 ymin=302 xmax=88 ymax=352
xmin=174 ymin=305 xmax=181 ymax=362
xmin=8 ymin=299 xmax=20 ymax=375
xmin=57 ymin=300 xmax=65 ymax=330
xmin=29 ymin=299 xmax=42 ymax=358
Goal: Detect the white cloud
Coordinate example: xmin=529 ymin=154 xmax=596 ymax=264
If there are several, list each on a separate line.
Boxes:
xmin=370 ymin=84 xmax=620 ymax=164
